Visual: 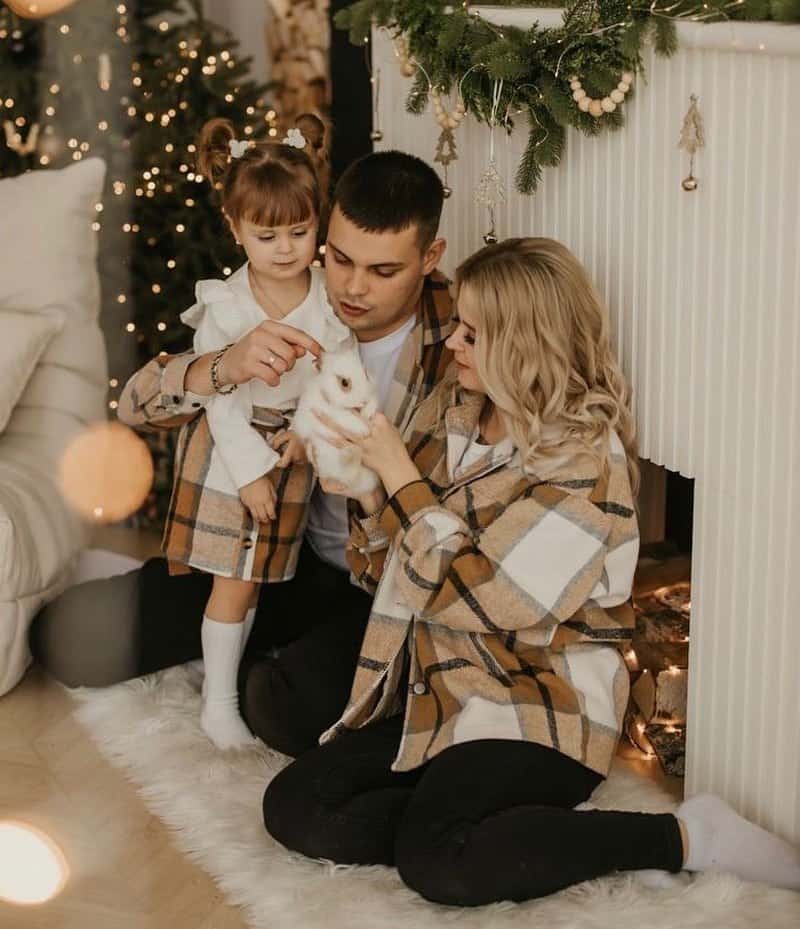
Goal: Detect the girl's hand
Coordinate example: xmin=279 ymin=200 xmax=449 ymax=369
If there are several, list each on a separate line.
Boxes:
xmin=239 ymin=474 xmax=277 ymax=522
xmin=272 ymin=430 xmax=308 ymax=468
xmin=312 ymin=409 xmax=421 ymax=498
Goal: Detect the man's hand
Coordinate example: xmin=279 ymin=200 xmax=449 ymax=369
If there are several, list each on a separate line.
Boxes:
xmin=272 ymin=430 xmax=308 ymax=468
xmin=239 ymin=474 xmax=277 ymax=522
xmin=186 ymin=320 xmax=323 ymax=394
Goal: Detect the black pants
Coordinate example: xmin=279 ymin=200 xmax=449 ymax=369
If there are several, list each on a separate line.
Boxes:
xmin=31 ymin=542 xmax=372 ymax=757
xmin=264 ymin=715 xmax=684 ymax=906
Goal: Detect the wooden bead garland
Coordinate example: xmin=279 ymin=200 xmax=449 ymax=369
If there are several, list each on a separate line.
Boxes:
xmin=431 ymin=89 xmax=466 ymax=131
xmin=569 ymin=70 xmax=634 ymax=119
xmin=394 ymin=37 xmax=416 ymax=78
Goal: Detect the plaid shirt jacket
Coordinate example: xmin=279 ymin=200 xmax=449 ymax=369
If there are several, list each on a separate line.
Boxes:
xmin=327 ymin=389 xmax=640 ymax=776
xmin=117 ymin=272 xmax=455 ymax=580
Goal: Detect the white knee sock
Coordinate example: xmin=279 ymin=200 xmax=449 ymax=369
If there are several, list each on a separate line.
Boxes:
xmin=199 ymin=606 xmax=256 ymax=700
xmin=677 ymin=793 xmax=800 ymax=889
xmin=200 ymin=615 xmax=254 ymax=750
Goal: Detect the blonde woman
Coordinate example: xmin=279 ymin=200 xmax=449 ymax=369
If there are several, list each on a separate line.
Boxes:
xmin=263 ymin=238 xmax=800 ymax=904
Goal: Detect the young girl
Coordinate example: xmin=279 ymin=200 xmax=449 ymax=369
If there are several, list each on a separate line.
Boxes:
xmin=163 ymin=115 xmax=347 ymax=750
xmin=264 ymin=237 xmax=800 ymax=899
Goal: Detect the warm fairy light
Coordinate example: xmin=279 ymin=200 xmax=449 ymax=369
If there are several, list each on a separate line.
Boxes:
xmin=165 ymin=143 xmax=174 ymax=152
xmin=244 ymin=126 xmax=253 ymax=135
xmin=117 ymin=294 xmax=126 ymax=303
xmin=59 ymin=24 xmax=69 ymax=34
xmin=225 ymin=94 xmax=234 ymax=102
xmin=267 ymin=109 xmax=276 ymax=119
xmin=167 ymin=259 xmax=176 ymax=268
xmin=68 ymin=138 xmax=78 ymax=149
xmin=179 ymin=101 xmax=188 ymax=110
xmin=49 ymin=83 xmax=60 ymax=94
xmin=152 ymin=284 xmax=161 ymax=294
xmin=132 ymin=76 xmax=142 ymax=86
xmin=117 ymin=3 xmax=126 ymax=12
xmin=94 ymin=203 xmax=103 ymax=212
xmin=146 ymin=181 xmax=155 ymax=190
xmin=113 ymin=181 xmax=125 ymax=195
xmin=91 ymin=221 xmax=100 ymax=230
xmin=175 ymin=224 xmax=185 ymax=232
xmin=108 ymin=400 xmax=118 ymax=410
xmin=4 ymin=98 xmax=14 ymax=108
xmin=98 ymin=120 xmax=108 ymax=131
xmin=318 ymin=244 xmax=326 ymax=255
xmin=80 ymin=142 xmax=90 ymax=152
xmin=109 ymin=378 xmax=119 ymax=388
xmin=268 ymin=128 xmax=277 ymax=137
xmin=126 ymin=323 xmax=135 ymax=332
xmin=40 ymin=155 xmax=50 ymax=165
xmin=189 ymin=50 xmax=198 ymax=59
xmin=145 ymin=113 xmax=154 ymax=122
xmin=187 ymin=144 xmax=196 ymax=153
xmin=246 ymin=105 xmax=254 ymax=114
xmin=0 ymin=822 xmax=69 ymax=905
xmin=185 ymin=198 xmax=195 ymax=207
xmin=151 ymin=166 xmax=160 ymax=176
xmin=223 ymin=266 xmax=232 ymax=275
xmin=123 ymin=223 xmax=132 ymax=231
xmin=157 ymin=322 xmax=167 ymax=331
xmin=127 ymin=106 xmax=136 ymax=117
xmin=158 ymin=20 xmax=169 ymax=31
xmin=14 ymin=116 xmax=25 ymax=127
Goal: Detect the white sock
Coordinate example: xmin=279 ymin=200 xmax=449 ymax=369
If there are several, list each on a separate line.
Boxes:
xmin=199 ymin=615 xmax=254 ymax=750
xmin=677 ymin=793 xmax=800 ymax=889
xmin=198 ymin=606 xmax=256 ymax=700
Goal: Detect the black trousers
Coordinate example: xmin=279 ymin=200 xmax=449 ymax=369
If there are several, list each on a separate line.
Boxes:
xmin=31 ymin=542 xmax=372 ymax=757
xmin=263 ymin=715 xmax=685 ymax=907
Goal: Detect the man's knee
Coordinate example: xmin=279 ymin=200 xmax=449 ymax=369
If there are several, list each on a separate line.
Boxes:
xmin=30 ymin=570 xmax=141 ymax=687
xmin=239 ymin=655 xmax=324 ymax=757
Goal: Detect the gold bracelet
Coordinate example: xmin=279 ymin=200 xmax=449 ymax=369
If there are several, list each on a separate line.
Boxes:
xmin=210 ymin=344 xmax=238 ymax=395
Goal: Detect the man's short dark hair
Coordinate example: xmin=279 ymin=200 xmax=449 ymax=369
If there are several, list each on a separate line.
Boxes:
xmin=332 ymin=150 xmax=444 ymax=251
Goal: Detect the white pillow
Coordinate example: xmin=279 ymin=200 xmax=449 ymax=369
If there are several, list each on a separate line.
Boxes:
xmin=0 ymin=158 xmax=106 ymax=322
xmin=0 ymin=310 xmax=64 ymax=433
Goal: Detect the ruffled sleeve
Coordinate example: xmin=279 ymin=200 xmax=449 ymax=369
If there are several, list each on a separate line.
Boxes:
xmin=179 ymin=278 xmax=252 ymax=355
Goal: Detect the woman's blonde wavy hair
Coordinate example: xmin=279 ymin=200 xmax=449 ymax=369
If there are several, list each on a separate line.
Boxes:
xmin=431 ymin=237 xmax=639 ymax=494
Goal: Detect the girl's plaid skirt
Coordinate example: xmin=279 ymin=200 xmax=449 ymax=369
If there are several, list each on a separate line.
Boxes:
xmin=162 ymin=407 xmax=314 ymax=583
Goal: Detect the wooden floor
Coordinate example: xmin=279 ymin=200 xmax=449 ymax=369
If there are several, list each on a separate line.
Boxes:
xmin=0 ymin=527 xmax=683 ymax=928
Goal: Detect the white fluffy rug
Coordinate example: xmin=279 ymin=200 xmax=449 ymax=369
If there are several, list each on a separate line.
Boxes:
xmin=73 ymin=667 xmax=800 ymax=929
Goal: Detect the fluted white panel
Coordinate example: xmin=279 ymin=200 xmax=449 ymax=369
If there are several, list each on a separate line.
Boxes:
xmin=373 ymin=16 xmax=800 ymax=843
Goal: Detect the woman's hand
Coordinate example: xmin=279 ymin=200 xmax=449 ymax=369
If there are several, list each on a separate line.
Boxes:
xmin=271 ymin=429 xmax=308 ymax=468
xmin=312 ymin=409 xmax=421 ymax=499
xmin=239 ymin=474 xmax=277 ymax=522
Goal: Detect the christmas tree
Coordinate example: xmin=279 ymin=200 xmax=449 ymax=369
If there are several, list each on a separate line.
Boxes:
xmin=0 ymin=0 xmax=278 ymax=525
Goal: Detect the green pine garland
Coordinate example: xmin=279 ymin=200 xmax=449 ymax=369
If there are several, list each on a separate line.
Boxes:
xmin=335 ymin=0 xmax=799 ymax=193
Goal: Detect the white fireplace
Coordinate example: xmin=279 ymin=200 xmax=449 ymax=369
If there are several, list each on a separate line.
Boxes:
xmin=372 ymin=10 xmax=800 ymax=844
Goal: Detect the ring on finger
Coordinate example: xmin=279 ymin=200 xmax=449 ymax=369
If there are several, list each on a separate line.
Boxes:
xmin=267 ymin=355 xmax=277 ymax=367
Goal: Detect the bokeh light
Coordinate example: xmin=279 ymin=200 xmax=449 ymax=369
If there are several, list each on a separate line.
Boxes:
xmin=0 ymin=822 xmax=69 ymax=905
xmin=59 ymin=422 xmax=154 ymax=523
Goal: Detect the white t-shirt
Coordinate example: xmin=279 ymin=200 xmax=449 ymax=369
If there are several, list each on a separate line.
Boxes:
xmin=307 ymin=313 xmax=417 ymax=571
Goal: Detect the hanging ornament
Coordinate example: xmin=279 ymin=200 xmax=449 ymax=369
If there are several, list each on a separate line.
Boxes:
xmin=678 ymin=94 xmax=705 ymax=192
xmin=3 ymin=120 xmax=40 ymax=156
xmin=570 ymin=71 xmax=634 ymax=119
xmin=428 ymin=69 xmax=472 ymax=197
xmin=474 ymin=79 xmax=506 ymax=245
xmin=369 ymin=67 xmax=383 ymax=146
xmin=98 ymin=52 xmax=112 ymax=92
xmin=393 ymin=36 xmax=416 ymax=78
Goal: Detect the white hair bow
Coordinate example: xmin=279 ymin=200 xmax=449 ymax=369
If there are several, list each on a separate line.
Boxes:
xmin=228 ymin=138 xmax=250 ymax=159
xmin=281 ymin=128 xmax=307 ymax=150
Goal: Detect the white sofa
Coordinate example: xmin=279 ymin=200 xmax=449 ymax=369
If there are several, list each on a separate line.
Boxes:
xmin=0 ymin=158 xmax=108 ymax=695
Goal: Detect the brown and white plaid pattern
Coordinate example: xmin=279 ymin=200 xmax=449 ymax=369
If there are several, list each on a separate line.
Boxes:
xmin=162 ymin=406 xmax=314 ymax=582
xmin=118 ymin=271 xmax=456 ymax=582
xmin=327 ymin=390 xmax=639 ymax=776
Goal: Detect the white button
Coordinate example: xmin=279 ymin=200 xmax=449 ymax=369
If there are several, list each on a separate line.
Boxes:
xmin=412 ymin=682 xmax=426 ymax=695
xmin=358 ymin=546 xmax=366 ymax=554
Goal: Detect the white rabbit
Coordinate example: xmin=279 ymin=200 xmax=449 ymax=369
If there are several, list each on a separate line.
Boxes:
xmin=293 ymin=331 xmax=381 ymax=497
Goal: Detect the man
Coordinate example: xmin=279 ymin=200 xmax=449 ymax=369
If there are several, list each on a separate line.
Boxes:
xmin=31 ymin=150 xmax=454 ymax=757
